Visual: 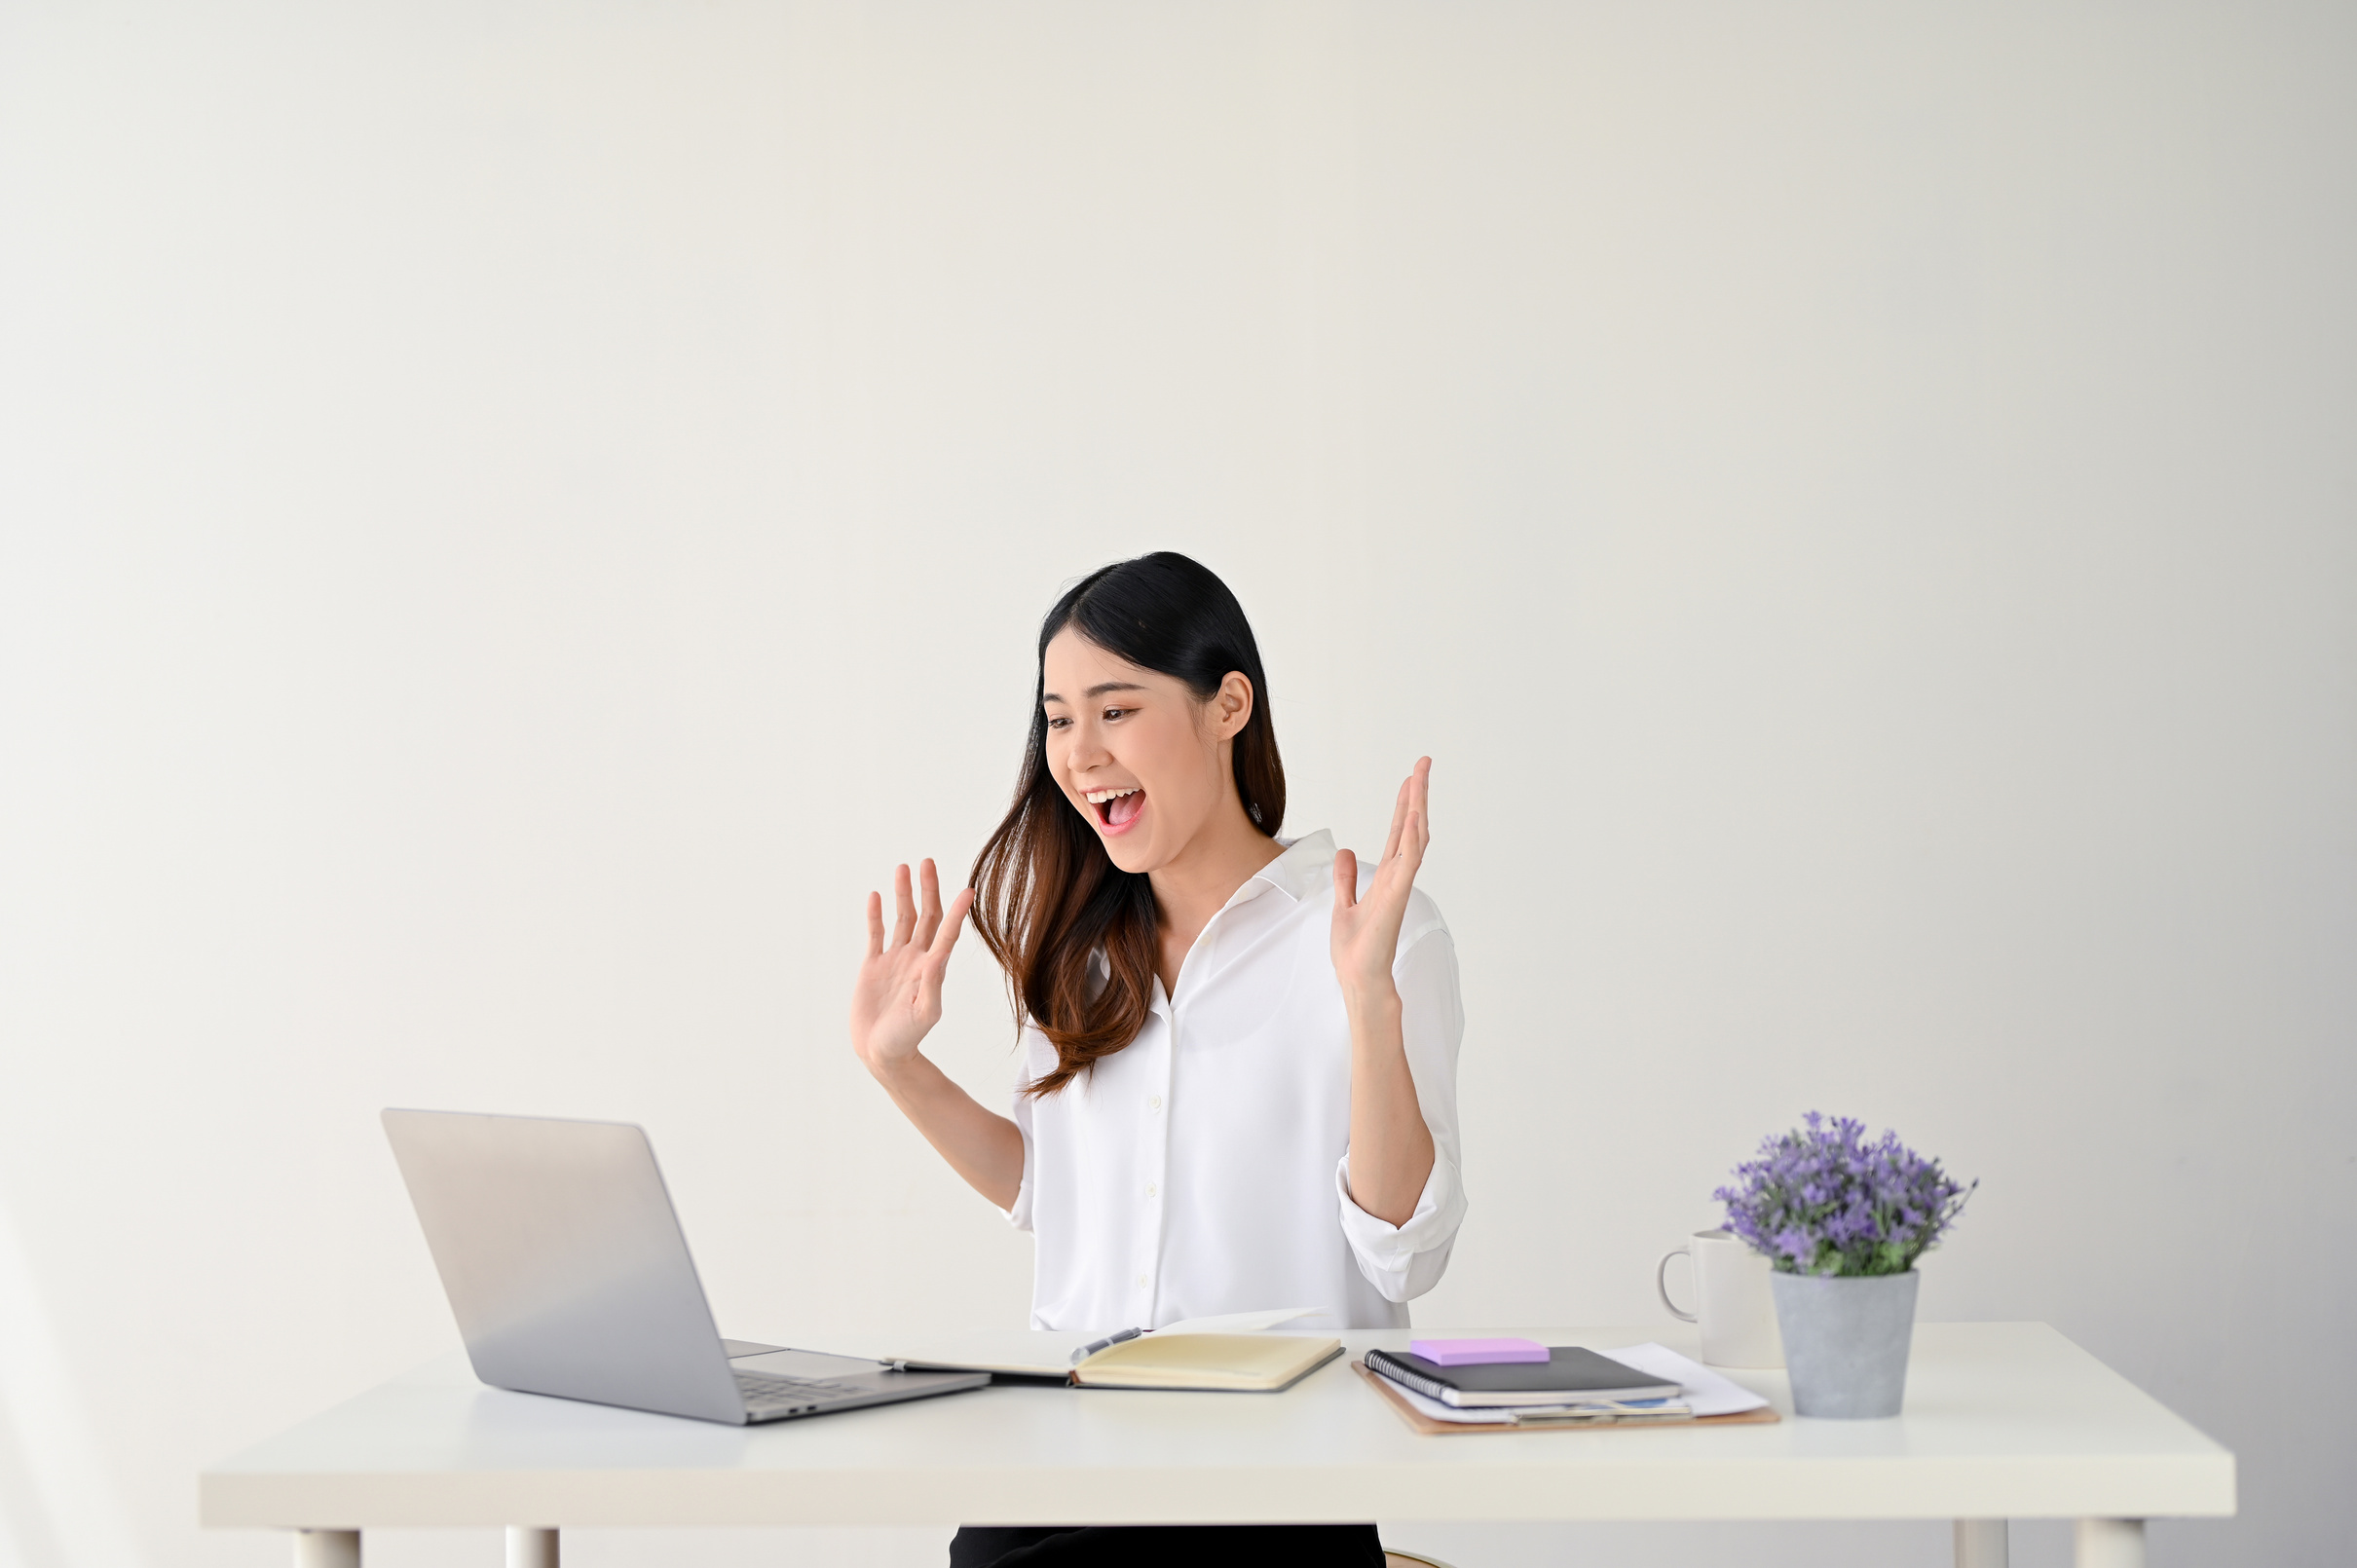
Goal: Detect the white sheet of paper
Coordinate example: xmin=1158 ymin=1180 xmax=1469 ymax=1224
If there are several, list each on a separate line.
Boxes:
xmin=1383 ymin=1383 xmax=1518 ymax=1423
xmin=1375 ymin=1381 xmax=1695 ymax=1425
xmin=1594 ymin=1343 xmax=1772 ymax=1417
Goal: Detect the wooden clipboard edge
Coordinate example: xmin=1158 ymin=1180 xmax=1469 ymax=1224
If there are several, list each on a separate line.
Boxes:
xmin=1350 ymin=1360 xmax=1782 ymax=1435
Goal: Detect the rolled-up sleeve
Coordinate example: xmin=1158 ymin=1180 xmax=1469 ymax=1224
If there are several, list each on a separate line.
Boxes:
xmin=1333 ymin=921 xmax=1467 ymax=1302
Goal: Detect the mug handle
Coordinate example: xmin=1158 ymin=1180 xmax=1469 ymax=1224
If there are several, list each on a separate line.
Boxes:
xmin=1656 ymin=1247 xmax=1698 ymax=1323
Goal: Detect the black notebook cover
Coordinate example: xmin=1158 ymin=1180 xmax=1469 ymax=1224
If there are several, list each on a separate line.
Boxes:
xmin=1364 ymin=1346 xmax=1680 ymax=1404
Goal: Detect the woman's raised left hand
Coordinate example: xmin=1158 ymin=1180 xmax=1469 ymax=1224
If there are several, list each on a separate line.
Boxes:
xmin=1330 ymin=757 xmax=1432 ymax=1005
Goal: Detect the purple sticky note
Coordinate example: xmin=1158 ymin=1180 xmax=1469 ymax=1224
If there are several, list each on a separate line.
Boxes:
xmin=1410 ymin=1337 xmax=1550 ymax=1365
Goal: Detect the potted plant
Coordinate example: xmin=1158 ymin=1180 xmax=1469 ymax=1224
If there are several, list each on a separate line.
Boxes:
xmin=1714 ymin=1113 xmax=1974 ymax=1418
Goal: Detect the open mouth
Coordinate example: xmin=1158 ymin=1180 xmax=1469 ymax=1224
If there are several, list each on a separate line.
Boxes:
xmin=1085 ymin=786 xmax=1146 ymax=834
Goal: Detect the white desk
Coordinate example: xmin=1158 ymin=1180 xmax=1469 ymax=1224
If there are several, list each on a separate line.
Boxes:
xmin=202 ymin=1324 xmax=2232 ymax=1568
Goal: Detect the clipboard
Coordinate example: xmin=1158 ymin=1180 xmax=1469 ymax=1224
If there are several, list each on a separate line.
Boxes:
xmin=1352 ymin=1361 xmax=1782 ymax=1435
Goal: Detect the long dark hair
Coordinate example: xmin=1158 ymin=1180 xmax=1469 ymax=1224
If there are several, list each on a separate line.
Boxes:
xmin=969 ymin=552 xmax=1286 ymax=1097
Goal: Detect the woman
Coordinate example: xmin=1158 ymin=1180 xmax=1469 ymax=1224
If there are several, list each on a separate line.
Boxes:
xmin=848 ymin=552 xmax=1465 ymax=1567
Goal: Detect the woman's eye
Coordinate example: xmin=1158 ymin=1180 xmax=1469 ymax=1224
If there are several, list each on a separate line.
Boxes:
xmin=1104 ymin=707 xmax=1130 ymax=722
xmin=1045 ymin=716 xmax=1068 ymax=729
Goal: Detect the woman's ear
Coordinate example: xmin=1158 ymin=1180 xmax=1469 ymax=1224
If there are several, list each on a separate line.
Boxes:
xmin=1214 ymin=672 xmax=1254 ymax=738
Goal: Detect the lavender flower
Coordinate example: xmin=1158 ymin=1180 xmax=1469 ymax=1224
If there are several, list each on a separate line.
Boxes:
xmin=1714 ymin=1112 xmax=1975 ymax=1277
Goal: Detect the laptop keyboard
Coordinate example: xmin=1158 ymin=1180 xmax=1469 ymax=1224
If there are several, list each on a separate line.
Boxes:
xmin=736 ymin=1371 xmax=873 ymax=1410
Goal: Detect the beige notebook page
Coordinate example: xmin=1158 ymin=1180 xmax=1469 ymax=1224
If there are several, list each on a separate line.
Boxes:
xmin=1074 ymin=1332 xmax=1341 ymax=1389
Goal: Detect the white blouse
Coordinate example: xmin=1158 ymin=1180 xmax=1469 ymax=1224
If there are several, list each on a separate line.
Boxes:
xmin=1005 ymin=830 xmax=1466 ymax=1333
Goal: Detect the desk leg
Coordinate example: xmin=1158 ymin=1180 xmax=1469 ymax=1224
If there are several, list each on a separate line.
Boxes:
xmin=2074 ymin=1519 xmax=2145 ymax=1568
xmin=293 ymin=1530 xmax=358 ymax=1568
xmin=507 ymin=1526 xmax=559 ymax=1567
xmin=1955 ymin=1519 xmax=2007 ymax=1567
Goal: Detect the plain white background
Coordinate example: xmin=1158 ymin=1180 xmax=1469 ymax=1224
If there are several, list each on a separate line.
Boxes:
xmin=2 ymin=2 xmax=2351 ymax=1565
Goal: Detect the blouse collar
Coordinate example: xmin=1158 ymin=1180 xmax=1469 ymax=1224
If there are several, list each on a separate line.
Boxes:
xmin=1251 ymin=829 xmax=1336 ymax=903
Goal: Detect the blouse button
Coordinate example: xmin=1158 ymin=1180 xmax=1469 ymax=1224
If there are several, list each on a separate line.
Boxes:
xmin=1149 ymin=1094 xmax=1163 ymax=1110
xmin=1136 ymin=1274 xmax=1149 ymax=1289
xmin=1144 ymin=1183 xmax=1157 ymax=1199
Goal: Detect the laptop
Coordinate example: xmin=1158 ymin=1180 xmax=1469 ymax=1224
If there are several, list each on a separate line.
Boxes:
xmin=382 ymin=1108 xmax=990 ymax=1425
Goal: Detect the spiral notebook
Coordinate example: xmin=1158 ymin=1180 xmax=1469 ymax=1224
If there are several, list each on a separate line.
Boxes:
xmin=1355 ymin=1342 xmax=1779 ymax=1434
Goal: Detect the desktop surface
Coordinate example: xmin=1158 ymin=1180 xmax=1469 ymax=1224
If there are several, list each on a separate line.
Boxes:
xmin=202 ymin=1323 xmax=2232 ymax=1531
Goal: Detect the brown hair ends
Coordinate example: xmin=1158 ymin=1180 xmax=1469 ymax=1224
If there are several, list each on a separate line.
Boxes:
xmin=968 ymin=553 xmax=1286 ymax=1097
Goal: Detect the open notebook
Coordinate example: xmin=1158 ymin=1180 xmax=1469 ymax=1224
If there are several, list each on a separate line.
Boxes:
xmin=887 ymin=1310 xmax=1341 ymax=1392
xmin=1071 ymin=1333 xmax=1342 ymax=1390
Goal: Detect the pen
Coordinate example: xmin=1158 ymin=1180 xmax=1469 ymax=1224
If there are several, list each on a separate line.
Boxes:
xmin=1070 ymin=1325 xmax=1144 ymax=1366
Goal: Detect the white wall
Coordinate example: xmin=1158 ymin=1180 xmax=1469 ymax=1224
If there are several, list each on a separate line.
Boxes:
xmin=3 ymin=3 xmax=2351 ymax=1565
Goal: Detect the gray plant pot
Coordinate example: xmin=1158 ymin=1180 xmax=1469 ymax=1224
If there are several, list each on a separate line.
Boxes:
xmin=1769 ymin=1269 xmax=1920 ymax=1418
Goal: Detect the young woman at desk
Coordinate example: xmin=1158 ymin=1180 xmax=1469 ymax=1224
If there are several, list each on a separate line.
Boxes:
xmin=848 ymin=551 xmax=1465 ymax=1568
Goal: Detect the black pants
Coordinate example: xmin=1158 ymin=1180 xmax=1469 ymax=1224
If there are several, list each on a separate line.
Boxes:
xmin=949 ymin=1524 xmax=1386 ymax=1567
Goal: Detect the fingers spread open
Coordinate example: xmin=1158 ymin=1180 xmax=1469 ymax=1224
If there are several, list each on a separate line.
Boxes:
xmin=892 ymin=864 xmax=917 ymax=949
xmin=914 ymin=858 xmax=944 ymax=950
xmin=865 ymin=890 xmax=885 ymax=956
xmin=930 ymin=888 xmax=975 ymax=961
xmin=1331 ymin=847 xmax=1359 ymax=909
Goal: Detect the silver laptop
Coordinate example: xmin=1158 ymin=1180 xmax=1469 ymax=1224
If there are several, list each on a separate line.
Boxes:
xmin=382 ymin=1108 xmax=990 ymax=1425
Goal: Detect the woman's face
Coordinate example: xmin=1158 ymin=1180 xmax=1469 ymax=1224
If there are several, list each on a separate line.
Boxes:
xmin=1039 ymin=627 xmax=1251 ymax=876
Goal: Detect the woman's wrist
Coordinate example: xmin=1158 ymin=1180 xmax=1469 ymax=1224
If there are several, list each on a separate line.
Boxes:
xmin=1340 ymin=980 xmax=1403 ymax=1024
xmin=861 ymin=1044 xmax=935 ymax=1093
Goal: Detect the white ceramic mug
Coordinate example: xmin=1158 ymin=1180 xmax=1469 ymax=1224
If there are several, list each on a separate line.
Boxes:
xmin=1656 ymin=1227 xmax=1786 ymax=1368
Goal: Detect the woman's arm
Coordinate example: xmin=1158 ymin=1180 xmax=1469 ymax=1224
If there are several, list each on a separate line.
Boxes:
xmin=849 ymin=860 xmax=1025 ymax=1210
xmin=1339 ymin=984 xmax=1437 ymax=1225
xmin=1329 ymin=759 xmax=1440 ymax=1226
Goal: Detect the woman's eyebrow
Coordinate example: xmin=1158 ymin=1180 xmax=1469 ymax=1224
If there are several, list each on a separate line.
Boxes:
xmin=1042 ymin=681 xmax=1149 ymax=703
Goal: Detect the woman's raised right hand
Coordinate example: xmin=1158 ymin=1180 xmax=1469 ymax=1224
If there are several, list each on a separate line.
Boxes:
xmin=849 ymin=858 xmax=975 ymax=1077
